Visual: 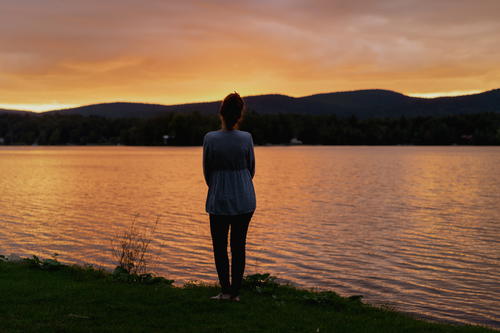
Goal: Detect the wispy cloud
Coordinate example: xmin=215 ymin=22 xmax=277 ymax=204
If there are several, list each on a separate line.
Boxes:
xmin=1 ymin=0 xmax=499 ymax=110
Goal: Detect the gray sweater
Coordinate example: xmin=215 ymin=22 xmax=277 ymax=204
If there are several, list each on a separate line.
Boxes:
xmin=203 ymin=130 xmax=256 ymax=215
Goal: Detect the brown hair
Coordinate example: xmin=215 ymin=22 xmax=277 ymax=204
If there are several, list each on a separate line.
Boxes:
xmin=220 ymin=92 xmax=244 ymax=130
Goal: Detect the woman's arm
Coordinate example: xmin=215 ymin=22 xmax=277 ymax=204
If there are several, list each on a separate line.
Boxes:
xmin=247 ymin=133 xmax=255 ymax=179
xmin=203 ymin=134 xmax=211 ymax=186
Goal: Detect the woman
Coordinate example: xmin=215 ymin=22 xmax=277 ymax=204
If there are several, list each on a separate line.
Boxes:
xmin=203 ymin=92 xmax=256 ymax=301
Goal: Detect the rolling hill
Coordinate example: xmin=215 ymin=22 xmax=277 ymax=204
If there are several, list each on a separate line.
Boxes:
xmin=1 ymin=89 xmax=499 ymax=119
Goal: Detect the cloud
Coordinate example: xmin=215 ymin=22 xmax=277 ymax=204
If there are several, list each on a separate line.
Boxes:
xmin=0 ymin=0 xmax=499 ymax=109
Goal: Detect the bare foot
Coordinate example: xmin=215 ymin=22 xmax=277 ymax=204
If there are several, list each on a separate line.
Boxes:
xmin=210 ymin=293 xmax=232 ymax=300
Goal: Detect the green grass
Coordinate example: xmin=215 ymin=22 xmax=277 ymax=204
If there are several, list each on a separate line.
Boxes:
xmin=0 ymin=260 xmax=495 ymax=333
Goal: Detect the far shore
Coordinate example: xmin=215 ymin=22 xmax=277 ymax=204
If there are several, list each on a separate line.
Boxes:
xmin=2 ymin=143 xmax=500 ymax=147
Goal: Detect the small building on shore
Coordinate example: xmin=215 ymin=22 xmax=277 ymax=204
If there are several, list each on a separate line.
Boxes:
xmin=163 ymin=134 xmax=175 ymax=145
xmin=289 ymin=137 xmax=303 ymax=145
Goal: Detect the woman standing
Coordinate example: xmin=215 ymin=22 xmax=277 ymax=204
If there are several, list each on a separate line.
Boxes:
xmin=203 ymin=92 xmax=256 ymax=301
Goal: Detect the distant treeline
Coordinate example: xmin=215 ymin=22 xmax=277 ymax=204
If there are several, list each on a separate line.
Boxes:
xmin=1 ymin=112 xmax=500 ymax=146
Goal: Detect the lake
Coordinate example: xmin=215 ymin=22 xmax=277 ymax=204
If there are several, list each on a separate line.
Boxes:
xmin=0 ymin=146 xmax=499 ymax=328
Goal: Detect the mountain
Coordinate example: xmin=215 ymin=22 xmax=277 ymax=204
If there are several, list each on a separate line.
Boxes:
xmin=1 ymin=89 xmax=499 ymax=119
xmin=0 ymin=109 xmax=34 ymax=115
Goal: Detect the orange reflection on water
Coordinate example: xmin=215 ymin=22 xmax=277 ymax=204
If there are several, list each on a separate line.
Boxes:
xmin=0 ymin=146 xmax=499 ymax=328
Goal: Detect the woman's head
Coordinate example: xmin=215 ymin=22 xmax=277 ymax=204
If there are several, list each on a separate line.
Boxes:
xmin=220 ymin=92 xmax=244 ymax=130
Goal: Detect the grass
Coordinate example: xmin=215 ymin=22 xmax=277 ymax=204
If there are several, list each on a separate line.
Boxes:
xmin=0 ymin=259 xmax=496 ymax=333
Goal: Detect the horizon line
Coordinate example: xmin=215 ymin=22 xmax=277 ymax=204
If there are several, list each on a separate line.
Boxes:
xmin=0 ymin=88 xmax=492 ymax=113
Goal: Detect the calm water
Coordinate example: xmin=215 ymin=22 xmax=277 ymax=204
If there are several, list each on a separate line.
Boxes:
xmin=0 ymin=146 xmax=499 ymax=328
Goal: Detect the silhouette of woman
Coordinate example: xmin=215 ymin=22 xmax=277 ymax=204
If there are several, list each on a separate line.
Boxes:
xmin=203 ymin=92 xmax=256 ymax=301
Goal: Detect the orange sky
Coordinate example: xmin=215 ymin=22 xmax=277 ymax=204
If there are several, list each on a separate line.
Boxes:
xmin=1 ymin=0 xmax=499 ymax=112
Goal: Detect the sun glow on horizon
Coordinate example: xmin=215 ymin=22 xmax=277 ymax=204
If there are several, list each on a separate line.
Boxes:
xmin=0 ymin=103 xmax=79 ymax=112
xmin=407 ymin=90 xmax=484 ymax=99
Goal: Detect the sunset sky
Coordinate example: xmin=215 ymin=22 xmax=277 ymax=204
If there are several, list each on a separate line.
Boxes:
xmin=1 ymin=0 xmax=499 ymax=111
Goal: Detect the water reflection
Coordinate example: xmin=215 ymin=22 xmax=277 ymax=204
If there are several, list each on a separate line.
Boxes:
xmin=0 ymin=146 xmax=499 ymax=328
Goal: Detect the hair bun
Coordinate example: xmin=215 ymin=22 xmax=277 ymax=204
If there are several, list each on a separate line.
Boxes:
xmin=220 ymin=93 xmax=245 ymax=130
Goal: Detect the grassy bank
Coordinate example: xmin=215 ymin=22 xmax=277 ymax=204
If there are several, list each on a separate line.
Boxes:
xmin=0 ymin=259 xmax=495 ymax=332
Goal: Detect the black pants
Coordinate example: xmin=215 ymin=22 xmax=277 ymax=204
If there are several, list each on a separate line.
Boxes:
xmin=209 ymin=211 xmax=253 ymax=297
